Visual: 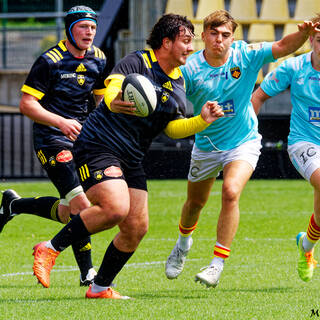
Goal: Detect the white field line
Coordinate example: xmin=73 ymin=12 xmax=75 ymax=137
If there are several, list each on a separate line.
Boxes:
xmin=0 ymin=237 xmax=296 ymax=278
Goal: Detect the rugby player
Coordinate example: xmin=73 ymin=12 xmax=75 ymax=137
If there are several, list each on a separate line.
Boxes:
xmin=31 ymin=13 xmax=224 ymax=299
xmin=0 ymin=6 xmax=108 ymax=286
xmin=165 ymin=10 xmax=320 ymax=288
xmin=251 ymin=14 xmax=320 ymax=283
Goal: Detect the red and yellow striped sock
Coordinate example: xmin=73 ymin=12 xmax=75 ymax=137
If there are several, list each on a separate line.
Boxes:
xmin=307 ymin=213 xmax=320 ymax=244
xmin=179 ymin=221 xmax=197 ymax=237
xmin=213 ymin=243 xmax=230 ymax=260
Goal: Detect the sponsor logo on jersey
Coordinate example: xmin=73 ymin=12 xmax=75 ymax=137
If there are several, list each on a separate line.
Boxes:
xmin=247 ymin=42 xmax=263 ymax=52
xmin=77 ymin=74 xmax=85 ymax=86
xmin=56 ymin=150 xmax=73 ymax=162
xmin=76 ymin=63 xmax=87 ymax=73
xmin=61 ymin=73 xmax=76 ymax=79
xmin=162 ymin=81 xmax=173 ymax=91
xmin=161 ymin=91 xmax=170 ymax=103
xmin=297 ymin=77 xmax=304 ymax=85
xmin=309 ymin=107 xmax=320 ymax=126
xmin=209 ymin=72 xmax=228 ymax=79
xmin=230 ymin=67 xmax=241 ymax=79
xmin=220 ymin=100 xmax=235 ymax=117
xmin=104 ymin=166 xmax=123 ymax=177
xmin=94 ymin=170 xmax=103 ymax=180
xmin=309 ymin=76 xmax=320 ymax=81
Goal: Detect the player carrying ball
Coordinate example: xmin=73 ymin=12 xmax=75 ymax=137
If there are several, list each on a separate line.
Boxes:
xmin=31 ymin=13 xmax=224 ymax=299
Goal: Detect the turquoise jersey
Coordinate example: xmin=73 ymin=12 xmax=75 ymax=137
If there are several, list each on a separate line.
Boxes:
xmin=261 ymin=52 xmax=320 ymax=146
xmin=181 ymin=41 xmax=275 ymax=151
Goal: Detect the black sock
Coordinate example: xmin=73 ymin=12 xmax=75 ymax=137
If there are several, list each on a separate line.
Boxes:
xmin=11 ymin=197 xmax=61 ymax=222
xmin=94 ymin=241 xmax=134 ymax=287
xmin=70 ymin=214 xmax=93 ymax=279
xmin=51 ymin=214 xmax=91 ymax=252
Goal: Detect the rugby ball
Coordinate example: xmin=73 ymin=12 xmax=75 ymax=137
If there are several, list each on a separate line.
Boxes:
xmin=122 ymin=73 xmax=157 ymax=117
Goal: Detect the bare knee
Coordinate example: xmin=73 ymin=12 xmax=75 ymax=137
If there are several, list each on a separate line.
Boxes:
xmin=222 ymin=183 xmax=240 ymax=204
xmin=69 ymin=193 xmax=90 ymax=213
xmin=100 ymin=202 xmax=130 ymax=228
xmin=120 ymin=220 xmax=149 ymax=248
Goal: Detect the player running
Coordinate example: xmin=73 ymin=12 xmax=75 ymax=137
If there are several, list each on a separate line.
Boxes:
xmin=251 ymin=13 xmax=320 ymax=283
xmin=31 ymin=14 xmax=224 ymax=299
xmin=165 ymin=10 xmax=320 ymax=288
xmin=0 ymin=6 xmax=107 ymax=286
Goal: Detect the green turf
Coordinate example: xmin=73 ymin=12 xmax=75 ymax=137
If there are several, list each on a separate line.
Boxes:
xmin=0 ymin=180 xmax=319 ymax=320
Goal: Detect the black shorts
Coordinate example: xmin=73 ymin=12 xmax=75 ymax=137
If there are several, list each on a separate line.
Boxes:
xmin=35 ymin=145 xmax=81 ymax=198
xmin=73 ymin=146 xmax=147 ymax=192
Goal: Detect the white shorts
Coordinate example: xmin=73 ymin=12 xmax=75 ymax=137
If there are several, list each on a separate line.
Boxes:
xmin=188 ymin=136 xmax=262 ymax=182
xmin=288 ymin=141 xmax=320 ymax=181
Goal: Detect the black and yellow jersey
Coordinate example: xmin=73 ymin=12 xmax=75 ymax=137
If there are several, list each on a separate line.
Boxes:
xmin=21 ymin=40 xmax=107 ymax=148
xmin=78 ymin=49 xmax=187 ymax=165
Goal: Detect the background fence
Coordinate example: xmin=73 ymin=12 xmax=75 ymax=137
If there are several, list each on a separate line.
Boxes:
xmin=0 ymin=111 xmax=300 ymax=180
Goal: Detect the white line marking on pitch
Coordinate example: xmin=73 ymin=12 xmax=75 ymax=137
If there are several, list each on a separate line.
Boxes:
xmin=0 ymin=238 xmax=295 ymax=278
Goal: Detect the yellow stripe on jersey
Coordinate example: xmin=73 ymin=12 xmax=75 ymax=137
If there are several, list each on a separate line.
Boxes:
xmin=142 ymin=53 xmax=151 ymax=68
xmin=79 ymin=164 xmax=90 ymax=181
xmin=53 ymin=48 xmax=63 ymax=59
xmin=46 ymin=52 xmax=57 ymax=63
xmin=36 ymin=149 xmax=47 ymax=165
xmin=147 ymin=49 xmax=157 ymax=62
xmin=49 ymin=50 xmax=61 ymax=62
xmin=164 ymin=115 xmax=210 ymax=139
xmin=93 ymin=46 xmax=99 ymax=58
xmin=21 ymin=84 xmax=45 ymax=100
xmin=58 ymin=40 xmax=68 ymax=52
xmin=97 ymin=47 xmax=103 ymax=59
xmin=79 ymin=242 xmax=92 ymax=252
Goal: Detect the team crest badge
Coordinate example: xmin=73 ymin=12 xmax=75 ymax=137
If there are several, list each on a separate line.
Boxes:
xmin=94 ymin=170 xmax=103 ymax=180
xmin=77 ymin=74 xmax=85 ymax=85
xmin=230 ymin=67 xmax=241 ymax=79
xmin=161 ymin=91 xmax=170 ymax=103
xmin=49 ymin=156 xmax=56 ymax=166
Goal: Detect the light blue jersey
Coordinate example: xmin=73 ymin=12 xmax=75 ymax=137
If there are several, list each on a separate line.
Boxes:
xmin=261 ymin=52 xmax=320 ymax=146
xmin=181 ymin=41 xmax=275 ymax=151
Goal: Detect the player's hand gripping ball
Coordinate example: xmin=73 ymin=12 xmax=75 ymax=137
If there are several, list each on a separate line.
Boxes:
xmin=122 ymin=73 xmax=157 ymax=117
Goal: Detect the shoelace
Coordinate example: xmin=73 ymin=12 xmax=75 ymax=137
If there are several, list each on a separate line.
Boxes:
xmin=169 ymin=246 xmax=185 ymax=263
xmin=199 ymin=265 xmax=221 ymax=275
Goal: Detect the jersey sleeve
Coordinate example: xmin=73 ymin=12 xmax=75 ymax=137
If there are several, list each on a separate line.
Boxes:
xmin=21 ymin=56 xmax=50 ymax=100
xmin=243 ymin=41 xmax=276 ymax=71
xmin=261 ymin=58 xmax=293 ymax=97
xmin=93 ymin=63 xmax=108 ymax=95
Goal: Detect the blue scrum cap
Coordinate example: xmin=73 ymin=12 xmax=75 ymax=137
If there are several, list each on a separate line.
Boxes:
xmin=65 ymin=5 xmax=97 ymax=50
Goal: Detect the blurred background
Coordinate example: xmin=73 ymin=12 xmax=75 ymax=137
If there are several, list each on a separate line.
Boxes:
xmin=0 ymin=0 xmax=318 ymax=180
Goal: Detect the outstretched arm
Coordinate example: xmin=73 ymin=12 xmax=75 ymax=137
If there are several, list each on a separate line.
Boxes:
xmin=164 ymin=101 xmax=224 ymax=139
xmin=272 ymin=21 xmax=320 ymax=59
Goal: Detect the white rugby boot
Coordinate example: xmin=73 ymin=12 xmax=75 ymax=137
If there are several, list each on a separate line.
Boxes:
xmin=165 ymin=238 xmax=193 ymax=279
xmin=195 ymin=261 xmax=224 ymax=288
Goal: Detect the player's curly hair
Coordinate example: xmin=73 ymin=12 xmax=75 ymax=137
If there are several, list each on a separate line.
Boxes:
xmin=311 ymin=13 xmax=320 ymax=25
xmin=203 ymin=10 xmax=238 ymax=33
xmin=146 ymin=14 xmax=194 ymax=50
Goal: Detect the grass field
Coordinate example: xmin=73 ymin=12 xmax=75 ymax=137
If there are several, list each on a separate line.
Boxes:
xmin=0 ymin=179 xmax=319 ymax=320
